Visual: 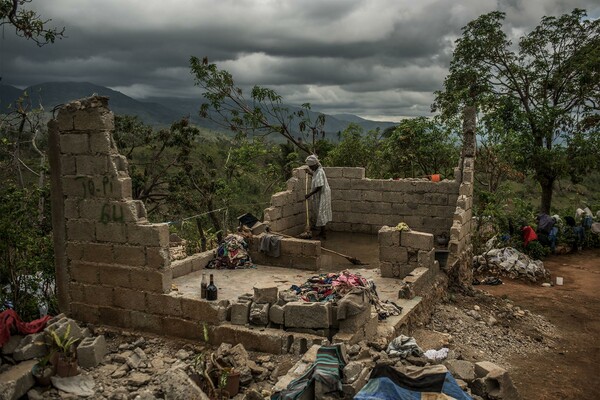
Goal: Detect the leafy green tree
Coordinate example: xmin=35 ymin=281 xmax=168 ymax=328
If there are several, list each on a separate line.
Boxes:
xmin=190 ymin=56 xmax=325 ymax=154
xmin=434 ymin=9 xmax=600 ymax=213
xmin=0 ymin=0 xmax=64 ymax=46
xmin=382 ymin=117 xmax=459 ymax=179
xmin=324 ymin=123 xmax=383 ymax=176
xmin=113 ymin=115 xmax=200 ymax=215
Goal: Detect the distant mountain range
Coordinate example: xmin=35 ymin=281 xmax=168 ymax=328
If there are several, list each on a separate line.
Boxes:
xmin=0 ymin=82 xmax=397 ymax=140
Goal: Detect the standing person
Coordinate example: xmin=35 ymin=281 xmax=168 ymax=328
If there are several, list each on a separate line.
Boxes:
xmin=304 ymin=155 xmax=332 ymax=239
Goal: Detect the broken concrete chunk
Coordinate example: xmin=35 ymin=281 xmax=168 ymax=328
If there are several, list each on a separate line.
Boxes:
xmin=230 ymin=302 xmax=251 ymax=326
xmin=284 ymin=301 xmax=330 ymax=329
xmin=0 ymin=360 xmax=36 ymax=400
xmin=1 ymin=335 xmax=23 ymax=355
xmin=249 ymin=302 xmax=270 ymax=326
xmin=269 ymin=304 xmax=285 ymax=325
xmin=278 ymin=289 xmax=300 ymax=304
xmin=253 ymin=284 xmax=278 ymax=304
xmin=444 ymin=359 xmax=475 ymax=382
xmin=342 ymin=361 xmax=363 ymax=384
xmin=13 ymin=333 xmax=48 ymax=362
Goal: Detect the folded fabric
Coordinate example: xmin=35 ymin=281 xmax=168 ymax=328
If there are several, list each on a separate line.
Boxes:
xmin=386 ymin=335 xmax=424 ymax=358
xmin=259 ymin=233 xmax=282 ymax=258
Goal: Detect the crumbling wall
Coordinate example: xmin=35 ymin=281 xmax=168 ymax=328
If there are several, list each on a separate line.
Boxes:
xmin=264 ymin=168 xmax=459 ymax=239
xmin=445 ymin=106 xmax=476 ymax=289
xmin=49 ymin=96 xmax=227 ymax=340
xmin=246 ymin=235 xmax=321 ymax=270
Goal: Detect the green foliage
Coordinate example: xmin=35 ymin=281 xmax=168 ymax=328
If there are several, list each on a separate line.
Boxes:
xmin=324 ymin=124 xmax=381 ymax=172
xmin=190 ymin=56 xmax=325 ymax=154
xmin=0 ymin=0 xmax=65 ymax=46
xmin=47 ymin=324 xmax=79 ymax=359
xmin=522 ymin=240 xmax=550 ymax=260
xmin=435 ymin=9 xmax=600 ymax=213
xmin=381 ymin=117 xmax=459 ymax=178
xmin=0 ymin=184 xmax=54 ymax=320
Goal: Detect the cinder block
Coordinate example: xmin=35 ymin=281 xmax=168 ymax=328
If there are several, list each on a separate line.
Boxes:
xmin=129 ymin=268 xmax=171 ymax=293
xmin=70 ymin=261 xmax=100 ymax=284
xmin=401 ymin=230 xmax=433 ymax=250
xmin=60 ymin=134 xmax=89 ymax=154
xmin=253 ymin=285 xmax=278 ymax=304
xmin=161 ymin=317 xmax=203 ymax=341
xmin=83 ymin=243 xmax=114 ymax=264
xmin=322 ymin=167 xmax=343 ymax=178
xmin=191 ymin=251 xmax=213 ymax=271
xmin=96 ymin=222 xmax=127 ymax=243
xmin=147 ymin=293 xmax=182 ymax=317
xmin=269 ymin=304 xmax=284 ymax=325
xmin=56 ymin=109 xmax=75 ymax=131
xmin=130 ymin=311 xmax=163 ymax=334
xmin=98 ymin=306 xmax=132 ymax=328
xmin=379 ymin=261 xmax=394 ymax=278
xmin=64 ymin=198 xmax=80 ymax=219
xmin=230 ymin=302 xmax=250 ymax=325
xmin=89 ymin=131 xmax=113 ymax=154
xmin=474 ymin=361 xmax=504 ymax=378
xmin=60 ymin=155 xmax=77 ymax=175
xmin=98 ymin=264 xmax=131 ymax=287
xmin=284 ymin=302 xmax=330 ymax=329
xmin=171 ymin=259 xmax=192 ymax=278
xmin=75 ymin=155 xmax=109 ymax=175
xmin=113 ymin=287 xmax=146 ymax=311
xmin=127 ymin=223 xmax=169 ymax=246
xmin=70 ymin=302 xmax=100 ymax=324
xmin=77 ymin=335 xmax=108 ymax=368
xmin=342 ymin=168 xmax=365 ymax=179
xmin=113 ymin=245 xmax=146 ymax=266
xmin=66 ymin=242 xmax=85 ymax=261
xmin=73 ymin=108 xmax=114 ymax=131
xmin=379 ymin=246 xmax=407 ymax=263
xmin=66 ymin=220 xmax=96 ymax=241
xmin=271 ymin=191 xmax=292 ymax=207
xmin=181 ymin=298 xmax=223 ymax=323
xmin=83 ymin=284 xmax=114 ymax=307
xmin=146 ymin=247 xmax=170 ymax=269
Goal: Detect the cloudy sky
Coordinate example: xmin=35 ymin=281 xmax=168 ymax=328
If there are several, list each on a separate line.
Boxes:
xmin=2 ymin=0 xmax=598 ymax=121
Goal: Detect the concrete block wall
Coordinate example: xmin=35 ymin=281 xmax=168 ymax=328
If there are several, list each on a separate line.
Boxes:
xmin=49 ymin=96 xmax=227 ymax=341
xmin=263 ymin=168 xmax=310 ymax=236
xmin=246 ymin=235 xmax=321 ymax=271
xmin=378 ymin=226 xmax=437 ymax=279
xmin=264 ymin=167 xmax=459 ymax=239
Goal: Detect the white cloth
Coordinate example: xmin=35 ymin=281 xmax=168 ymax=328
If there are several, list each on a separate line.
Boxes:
xmin=311 ymin=166 xmax=332 ymax=227
xmin=305 ymin=154 xmax=319 ymax=166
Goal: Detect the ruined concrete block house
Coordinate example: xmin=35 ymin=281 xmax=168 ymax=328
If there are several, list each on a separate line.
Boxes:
xmin=50 ymin=97 xmax=475 ymax=353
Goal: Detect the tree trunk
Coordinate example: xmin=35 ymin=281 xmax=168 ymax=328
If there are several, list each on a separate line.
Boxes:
xmin=539 ymin=178 xmax=555 ymax=214
xmin=206 ymin=198 xmax=223 ymax=243
xmin=195 ymin=217 xmax=207 ymax=252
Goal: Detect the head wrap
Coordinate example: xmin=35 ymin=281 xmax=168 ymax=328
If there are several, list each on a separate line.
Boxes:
xmin=305 ymin=154 xmax=319 ymax=166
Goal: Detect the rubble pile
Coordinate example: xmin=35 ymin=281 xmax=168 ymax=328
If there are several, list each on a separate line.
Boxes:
xmin=426 ymin=291 xmax=557 ymax=365
xmin=473 ymin=247 xmax=551 ymax=282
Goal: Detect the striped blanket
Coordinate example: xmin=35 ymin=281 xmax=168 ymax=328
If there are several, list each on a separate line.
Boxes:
xmin=271 ymin=344 xmax=347 ymax=400
xmin=354 ymin=364 xmax=472 ymax=400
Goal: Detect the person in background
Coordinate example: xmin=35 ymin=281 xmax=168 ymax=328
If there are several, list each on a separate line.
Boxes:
xmin=304 ymin=154 xmax=332 ymax=240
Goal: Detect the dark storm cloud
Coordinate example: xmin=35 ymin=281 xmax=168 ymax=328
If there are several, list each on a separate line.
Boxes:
xmin=1 ymin=0 xmax=598 ymax=120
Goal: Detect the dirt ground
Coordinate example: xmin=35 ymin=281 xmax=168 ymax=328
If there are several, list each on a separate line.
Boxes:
xmin=483 ymin=248 xmax=600 ymax=400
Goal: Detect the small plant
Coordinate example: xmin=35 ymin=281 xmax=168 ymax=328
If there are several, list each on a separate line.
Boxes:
xmin=48 ymin=324 xmax=79 ymax=360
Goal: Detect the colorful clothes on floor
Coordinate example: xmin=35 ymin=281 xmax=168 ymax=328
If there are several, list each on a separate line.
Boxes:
xmin=289 ymin=270 xmax=402 ymax=320
xmin=207 ymin=234 xmax=254 ymax=269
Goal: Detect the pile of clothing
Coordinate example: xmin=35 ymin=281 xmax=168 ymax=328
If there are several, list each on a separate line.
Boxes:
xmin=290 ymin=270 xmax=401 ymax=320
xmin=207 ymin=234 xmax=254 ymax=269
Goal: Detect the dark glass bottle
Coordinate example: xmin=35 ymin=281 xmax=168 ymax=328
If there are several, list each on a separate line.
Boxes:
xmin=206 ymin=274 xmax=218 ymax=301
xmin=200 ymin=273 xmax=207 ymax=299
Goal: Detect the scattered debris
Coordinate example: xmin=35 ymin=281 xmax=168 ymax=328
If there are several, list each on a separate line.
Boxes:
xmin=473 ymin=247 xmax=551 ymax=282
